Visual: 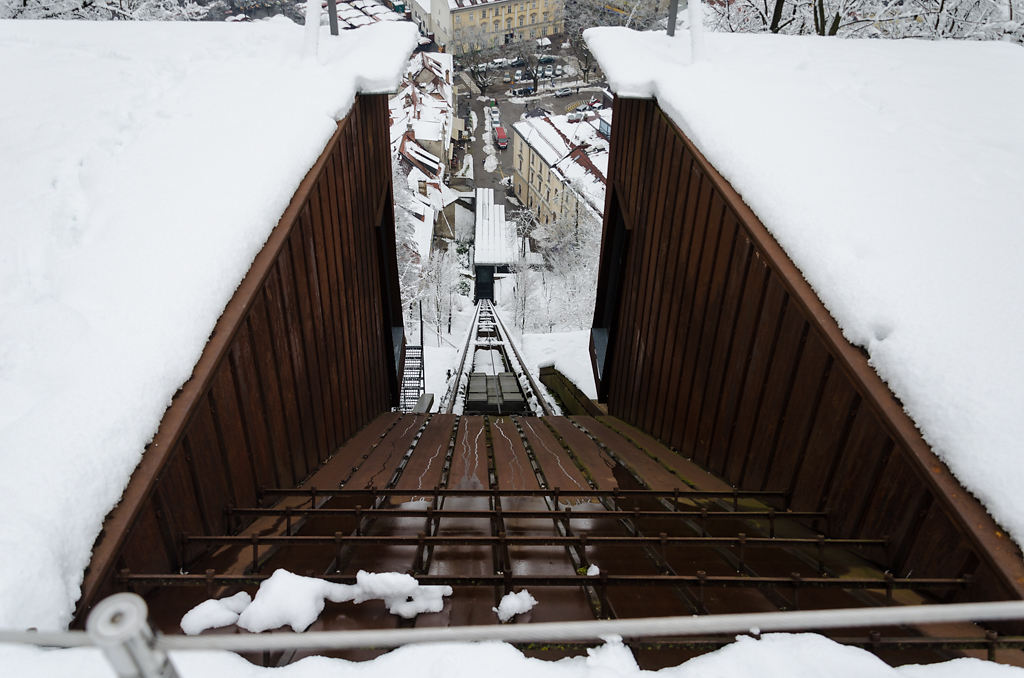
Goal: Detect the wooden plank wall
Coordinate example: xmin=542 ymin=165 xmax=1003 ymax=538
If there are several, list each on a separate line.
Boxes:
xmin=76 ymin=94 xmax=403 ymax=622
xmin=593 ymin=97 xmax=1024 ymax=605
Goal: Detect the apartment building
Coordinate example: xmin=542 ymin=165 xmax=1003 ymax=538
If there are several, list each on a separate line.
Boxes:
xmin=430 ymin=0 xmax=563 ymax=55
xmin=510 ymin=109 xmax=610 ymax=225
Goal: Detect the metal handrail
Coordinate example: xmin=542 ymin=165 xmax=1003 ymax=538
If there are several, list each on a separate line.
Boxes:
xmin=4 ymin=596 xmax=1024 ymax=673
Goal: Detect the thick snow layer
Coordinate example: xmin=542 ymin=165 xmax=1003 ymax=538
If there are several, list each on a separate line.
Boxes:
xmin=234 ymin=569 xmax=453 ymax=633
xmin=493 ymin=589 xmax=538 ymax=622
xmin=3 ymin=633 xmax=1024 ymax=677
xmin=180 ymin=592 xmax=252 ymax=636
xmin=474 ymin=188 xmax=516 ymax=265
xmin=522 ymin=330 xmax=597 ymax=399
xmin=0 ymin=18 xmax=417 ymax=631
xmin=584 ymin=28 xmax=1024 ymax=549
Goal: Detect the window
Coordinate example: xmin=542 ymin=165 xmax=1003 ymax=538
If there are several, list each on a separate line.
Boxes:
xmin=530 ymin=12 xmax=536 ymax=23
xmin=506 ymin=17 xmax=512 ymax=27
xmin=518 ymin=15 xmax=524 ymax=25
xmin=546 ymin=188 xmax=550 ymax=200
xmin=455 ymin=15 xmax=461 ymax=24
xmin=494 ymin=20 xmax=499 ymax=30
xmin=481 ymin=8 xmax=487 ymax=17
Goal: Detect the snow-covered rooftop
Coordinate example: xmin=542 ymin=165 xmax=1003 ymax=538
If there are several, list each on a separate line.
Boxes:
xmin=512 ymin=109 xmax=610 ymax=214
xmin=473 ymin=188 xmax=516 ymax=266
xmin=389 ymin=52 xmax=455 ymax=170
xmin=334 ymin=0 xmax=403 ymax=29
xmin=448 ymin=0 xmax=506 ymax=9
xmin=585 ymin=27 xmax=1024 ymax=549
xmin=0 ymin=17 xmax=417 ymax=631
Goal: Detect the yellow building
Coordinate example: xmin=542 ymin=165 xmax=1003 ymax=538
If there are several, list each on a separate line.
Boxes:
xmin=430 ymin=0 xmax=564 ymax=55
xmin=510 ymin=110 xmax=610 ymax=226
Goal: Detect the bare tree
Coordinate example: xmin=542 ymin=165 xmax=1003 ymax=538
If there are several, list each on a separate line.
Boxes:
xmin=703 ymin=0 xmax=1023 ymax=41
xmin=455 ymin=33 xmax=508 ymax=94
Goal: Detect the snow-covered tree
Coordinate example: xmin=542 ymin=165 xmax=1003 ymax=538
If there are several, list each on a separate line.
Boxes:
xmin=563 ymin=0 xmax=668 ymax=84
xmin=421 ymin=246 xmax=460 ymax=345
xmin=1 ymin=0 xmax=207 ymax=20
xmin=702 ymin=0 xmax=1023 ymax=41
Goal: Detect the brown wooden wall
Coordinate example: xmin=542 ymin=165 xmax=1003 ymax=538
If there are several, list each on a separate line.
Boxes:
xmin=592 ymin=97 xmax=1024 ymax=605
xmin=75 ymin=94 xmax=404 ymax=622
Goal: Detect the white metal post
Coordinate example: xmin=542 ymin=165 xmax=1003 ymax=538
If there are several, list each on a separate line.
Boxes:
xmin=86 ymin=593 xmax=180 ymax=678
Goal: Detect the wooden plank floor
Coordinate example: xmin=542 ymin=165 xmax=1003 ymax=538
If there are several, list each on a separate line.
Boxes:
xmin=136 ymin=413 xmax=1009 ymax=668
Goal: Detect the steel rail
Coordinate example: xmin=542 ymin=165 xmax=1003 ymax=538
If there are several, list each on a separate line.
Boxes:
xmin=6 ymin=600 xmax=1024 ymax=655
xmin=256 ymin=487 xmax=789 ymax=499
xmin=183 ymin=534 xmax=886 ymax=548
xmin=441 ymin=301 xmax=482 ymax=413
xmin=117 ymin=572 xmax=967 ymax=589
xmin=225 ymin=507 xmax=826 ymax=520
xmin=156 ymin=600 xmax=1024 ymax=651
xmin=484 ymin=299 xmax=555 ymax=416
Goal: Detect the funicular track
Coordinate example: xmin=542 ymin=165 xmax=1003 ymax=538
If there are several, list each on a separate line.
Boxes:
xmin=121 ymin=405 xmax=1024 ymax=668
xmin=441 ymin=300 xmax=552 ymax=416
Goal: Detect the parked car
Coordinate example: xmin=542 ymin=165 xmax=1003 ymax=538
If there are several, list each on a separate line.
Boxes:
xmin=544 ymin=65 xmax=553 ymax=77
xmin=503 ymin=73 xmax=512 ymax=83
xmin=514 ymin=69 xmax=523 ymax=81
xmin=554 ymin=64 xmax=563 ymax=77
xmin=567 ymin=111 xmax=585 ymax=122
xmin=494 ymin=126 xmax=508 ymax=150
xmin=509 ymin=56 xmax=525 ymax=67
xmin=538 ymin=54 xmax=555 ymax=63
xmin=554 ymin=87 xmax=571 ymax=97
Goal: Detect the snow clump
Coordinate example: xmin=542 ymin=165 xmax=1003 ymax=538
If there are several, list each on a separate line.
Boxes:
xmin=208 ymin=569 xmax=454 ymax=634
xmin=493 ymin=589 xmax=538 ymax=622
xmin=180 ymin=592 xmax=252 ymax=636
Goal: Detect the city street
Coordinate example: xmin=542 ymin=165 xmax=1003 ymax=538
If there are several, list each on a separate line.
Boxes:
xmin=455 ymin=50 xmax=607 ymax=213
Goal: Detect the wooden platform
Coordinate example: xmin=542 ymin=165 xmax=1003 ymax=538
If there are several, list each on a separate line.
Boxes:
xmin=119 ymin=413 xmax=1019 ymax=667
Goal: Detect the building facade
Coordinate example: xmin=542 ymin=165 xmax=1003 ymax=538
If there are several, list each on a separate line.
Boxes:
xmin=510 ymin=109 xmax=609 ymax=226
xmin=431 ymin=0 xmax=563 ymax=55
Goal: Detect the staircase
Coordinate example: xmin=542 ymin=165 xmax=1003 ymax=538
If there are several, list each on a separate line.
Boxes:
xmin=399 ymin=345 xmax=425 ymax=411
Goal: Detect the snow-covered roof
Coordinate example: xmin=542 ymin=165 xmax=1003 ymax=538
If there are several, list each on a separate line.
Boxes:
xmin=404 ymin=169 xmax=438 ymax=262
xmin=390 ymin=54 xmax=454 ymax=148
xmin=473 ymin=188 xmax=516 ymax=266
xmin=412 ymin=119 xmax=444 ymax=141
xmin=334 ymin=0 xmax=404 ymax=27
xmin=585 ymin=27 xmax=1024 ymax=550
xmin=0 ymin=18 xmax=417 ymax=631
xmin=512 ymin=109 xmax=610 ymax=214
xmin=448 ymin=0 xmax=505 ymax=9
xmin=412 ymin=0 xmax=431 ymax=12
